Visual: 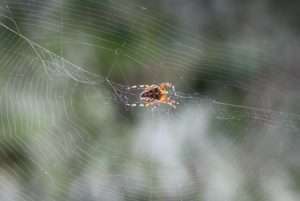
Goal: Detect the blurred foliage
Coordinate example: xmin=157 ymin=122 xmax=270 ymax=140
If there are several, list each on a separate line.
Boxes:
xmin=0 ymin=0 xmax=300 ymax=200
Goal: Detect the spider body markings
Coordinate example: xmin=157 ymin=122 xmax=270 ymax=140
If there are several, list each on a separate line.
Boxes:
xmin=126 ymin=82 xmax=178 ymax=108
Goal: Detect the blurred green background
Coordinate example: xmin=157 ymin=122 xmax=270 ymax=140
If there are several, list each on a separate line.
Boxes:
xmin=0 ymin=0 xmax=299 ymax=200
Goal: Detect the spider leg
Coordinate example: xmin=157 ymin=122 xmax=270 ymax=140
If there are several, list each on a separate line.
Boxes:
xmin=126 ymin=103 xmax=146 ymax=107
xmin=143 ymin=99 xmax=158 ymax=107
xmin=126 ymin=97 xmax=156 ymax=108
xmin=166 ymin=100 xmax=177 ymax=109
xmin=145 ymin=102 xmax=160 ymax=109
xmin=127 ymin=84 xmax=150 ymax=90
xmin=159 ymin=95 xmax=177 ymax=108
xmin=159 ymin=82 xmax=173 ymax=90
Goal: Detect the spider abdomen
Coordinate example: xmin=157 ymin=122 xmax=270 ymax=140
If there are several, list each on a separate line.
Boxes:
xmin=140 ymin=88 xmax=161 ymax=100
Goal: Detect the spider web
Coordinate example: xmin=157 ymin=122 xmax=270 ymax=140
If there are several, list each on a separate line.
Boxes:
xmin=0 ymin=0 xmax=299 ymax=201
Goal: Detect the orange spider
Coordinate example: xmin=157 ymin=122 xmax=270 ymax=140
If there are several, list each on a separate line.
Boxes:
xmin=126 ymin=82 xmax=178 ymax=108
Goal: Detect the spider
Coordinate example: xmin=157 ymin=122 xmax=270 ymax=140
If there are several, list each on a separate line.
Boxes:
xmin=125 ymin=82 xmax=178 ymax=108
